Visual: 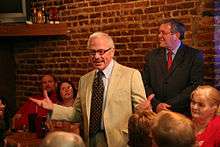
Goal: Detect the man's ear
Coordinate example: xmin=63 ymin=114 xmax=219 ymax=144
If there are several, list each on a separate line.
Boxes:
xmin=175 ymin=32 xmax=181 ymax=40
xmin=111 ymin=48 xmax=115 ymax=57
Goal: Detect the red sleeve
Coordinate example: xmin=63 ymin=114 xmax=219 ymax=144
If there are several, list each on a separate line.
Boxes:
xmin=15 ymin=100 xmax=38 ymax=129
xmin=14 ymin=93 xmax=57 ymax=129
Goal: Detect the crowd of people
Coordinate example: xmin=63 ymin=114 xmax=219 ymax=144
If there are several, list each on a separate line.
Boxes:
xmin=1 ymin=19 xmax=220 ymax=147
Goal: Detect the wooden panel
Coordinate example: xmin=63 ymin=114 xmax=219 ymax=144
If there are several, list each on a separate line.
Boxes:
xmin=0 ymin=23 xmax=68 ymax=37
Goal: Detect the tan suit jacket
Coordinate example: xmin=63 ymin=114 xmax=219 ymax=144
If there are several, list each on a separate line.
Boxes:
xmin=51 ymin=61 xmax=146 ymax=147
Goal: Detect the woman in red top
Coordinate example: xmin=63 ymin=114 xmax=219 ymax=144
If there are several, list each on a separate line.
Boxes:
xmin=190 ymin=85 xmax=220 ymax=147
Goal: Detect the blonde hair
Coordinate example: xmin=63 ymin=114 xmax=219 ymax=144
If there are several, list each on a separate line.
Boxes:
xmin=128 ymin=110 xmax=157 ymax=147
xmin=87 ymin=32 xmax=115 ymax=49
xmin=191 ymin=85 xmax=220 ymax=107
xmin=151 ymin=111 xmax=195 ymax=147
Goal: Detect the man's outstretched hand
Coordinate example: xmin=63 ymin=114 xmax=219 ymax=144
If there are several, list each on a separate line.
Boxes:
xmin=136 ymin=94 xmax=154 ymax=112
xmin=29 ymin=90 xmax=54 ymax=111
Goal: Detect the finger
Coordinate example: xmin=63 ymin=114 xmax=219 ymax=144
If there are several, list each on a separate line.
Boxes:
xmin=29 ymin=98 xmax=41 ymax=106
xmin=164 ymin=104 xmax=171 ymax=108
xmin=43 ymin=90 xmax=50 ymax=100
xmin=147 ymin=94 xmax=154 ymax=102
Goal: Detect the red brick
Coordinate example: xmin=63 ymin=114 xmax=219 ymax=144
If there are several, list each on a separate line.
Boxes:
xmin=177 ymin=2 xmax=194 ymax=9
xmin=145 ymin=7 xmax=159 ymax=13
xmin=11 ymin=0 xmax=216 ymax=106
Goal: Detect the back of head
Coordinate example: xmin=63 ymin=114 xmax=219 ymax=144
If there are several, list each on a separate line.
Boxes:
xmin=151 ymin=111 xmax=195 ymax=147
xmin=128 ymin=110 xmax=156 ymax=147
xmin=41 ymin=131 xmax=85 ymax=147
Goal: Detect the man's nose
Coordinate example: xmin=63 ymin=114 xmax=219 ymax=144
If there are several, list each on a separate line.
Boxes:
xmin=192 ymin=104 xmax=198 ymax=109
xmin=94 ymin=53 xmax=101 ymax=58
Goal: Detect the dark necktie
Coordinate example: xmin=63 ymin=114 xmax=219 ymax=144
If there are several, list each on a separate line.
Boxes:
xmin=167 ymin=49 xmax=173 ymax=70
xmin=89 ymin=71 xmax=104 ymax=137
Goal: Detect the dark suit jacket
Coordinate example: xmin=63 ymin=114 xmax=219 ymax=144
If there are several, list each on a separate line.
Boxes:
xmin=142 ymin=43 xmax=204 ymax=116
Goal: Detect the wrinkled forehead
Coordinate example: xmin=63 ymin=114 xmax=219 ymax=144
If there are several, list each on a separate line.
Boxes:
xmin=191 ymin=93 xmax=210 ymax=104
xmin=159 ymin=23 xmax=172 ymax=31
xmin=89 ymin=37 xmax=108 ymax=47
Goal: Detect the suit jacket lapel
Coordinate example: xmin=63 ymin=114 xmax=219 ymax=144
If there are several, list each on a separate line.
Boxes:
xmin=105 ymin=61 xmax=121 ymax=108
xmin=86 ymin=70 xmax=96 ymax=123
xmin=156 ymin=48 xmax=168 ymax=76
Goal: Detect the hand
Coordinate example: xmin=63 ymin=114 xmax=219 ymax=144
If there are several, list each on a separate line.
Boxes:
xmin=0 ymin=100 xmax=5 ymax=119
xmin=136 ymin=94 xmax=154 ymax=112
xmin=156 ymin=103 xmax=171 ymax=113
xmin=29 ymin=92 xmax=54 ymax=111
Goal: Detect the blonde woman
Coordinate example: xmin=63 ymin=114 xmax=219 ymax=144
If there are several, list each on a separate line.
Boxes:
xmin=191 ymin=85 xmax=220 ymax=147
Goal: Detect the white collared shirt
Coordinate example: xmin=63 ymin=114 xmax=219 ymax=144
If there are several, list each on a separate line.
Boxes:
xmin=95 ymin=59 xmax=114 ymax=130
xmin=166 ymin=41 xmax=181 ymax=60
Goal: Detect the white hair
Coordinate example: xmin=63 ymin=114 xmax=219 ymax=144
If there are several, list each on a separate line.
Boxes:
xmin=41 ymin=131 xmax=85 ymax=147
xmin=87 ymin=32 xmax=115 ymax=49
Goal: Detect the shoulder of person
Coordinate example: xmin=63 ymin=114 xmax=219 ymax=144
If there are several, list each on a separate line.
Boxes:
xmin=150 ymin=48 xmax=164 ymax=55
xmin=181 ymin=44 xmax=202 ymax=54
xmin=207 ymin=115 xmax=220 ymax=131
xmin=80 ymin=70 xmax=95 ymax=80
xmin=115 ymin=61 xmax=140 ymax=72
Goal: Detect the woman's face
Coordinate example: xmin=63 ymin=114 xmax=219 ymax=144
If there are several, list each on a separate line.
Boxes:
xmin=190 ymin=95 xmax=216 ymax=121
xmin=60 ymin=82 xmax=73 ymax=101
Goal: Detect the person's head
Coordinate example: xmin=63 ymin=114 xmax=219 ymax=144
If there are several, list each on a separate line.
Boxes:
xmin=57 ymin=80 xmax=77 ymax=102
xmin=190 ymin=85 xmax=220 ymax=122
xmin=158 ymin=19 xmax=185 ymax=49
xmin=87 ymin=32 xmax=115 ymax=71
xmin=128 ymin=110 xmax=156 ymax=147
xmin=151 ymin=111 xmax=195 ymax=147
xmin=41 ymin=74 xmax=57 ymax=93
xmin=40 ymin=131 xmax=85 ymax=147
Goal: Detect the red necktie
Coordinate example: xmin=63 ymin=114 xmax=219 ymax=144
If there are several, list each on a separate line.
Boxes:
xmin=167 ymin=49 xmax=173 ymax=70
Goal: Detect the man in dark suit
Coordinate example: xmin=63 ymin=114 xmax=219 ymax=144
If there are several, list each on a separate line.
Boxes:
xmin=142 ymin=19 xmax=204 ymax=116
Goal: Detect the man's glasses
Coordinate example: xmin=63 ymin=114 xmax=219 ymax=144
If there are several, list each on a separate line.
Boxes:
xmin=158 ymin=31 xmax=174 ymax=36
xmin=88 ymin=48 xmax=112 ymax=56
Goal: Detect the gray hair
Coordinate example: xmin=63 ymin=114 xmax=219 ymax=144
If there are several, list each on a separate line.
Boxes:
xmin=163 ymin=19 xmax=186 ymax=40
xmin=151 ymin=111 xmax=195 ymax=147
xmin=40 ymin=131 xmax=85 ymax=147
xmin=87 ymin=32 xmax=115 ymax=49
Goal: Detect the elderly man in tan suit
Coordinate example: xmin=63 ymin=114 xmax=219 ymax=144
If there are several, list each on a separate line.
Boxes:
xmin=31 ymin=32 xmax=151 ymax=147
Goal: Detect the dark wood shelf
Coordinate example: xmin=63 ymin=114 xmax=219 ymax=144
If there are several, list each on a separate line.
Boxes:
xmin=0 ymin=23 xmax=68 ymax=37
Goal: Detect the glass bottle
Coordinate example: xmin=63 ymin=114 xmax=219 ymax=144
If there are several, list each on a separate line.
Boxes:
xmin=39 ymin=116 xmax=49 ymax=138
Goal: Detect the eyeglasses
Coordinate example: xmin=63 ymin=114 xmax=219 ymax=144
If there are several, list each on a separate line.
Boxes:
xmin=158 ymin=31 xmax=174 ymax=36
xmin=88 ymin=48 xmax=112 ymax=56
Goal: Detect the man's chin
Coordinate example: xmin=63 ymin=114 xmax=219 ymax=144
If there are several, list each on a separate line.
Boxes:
xmin=159 ymin=42 xmax=167 ymax=48
xmin=93 ymin=63 xmax=104 ymax=70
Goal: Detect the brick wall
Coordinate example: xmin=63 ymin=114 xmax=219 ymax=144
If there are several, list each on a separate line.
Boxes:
xmin=14 ymin=0 xmax=217 ymax=106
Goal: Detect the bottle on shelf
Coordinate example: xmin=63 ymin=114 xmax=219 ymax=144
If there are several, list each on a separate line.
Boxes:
xmin=36 ymin=6 xmax=44 ymax=24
